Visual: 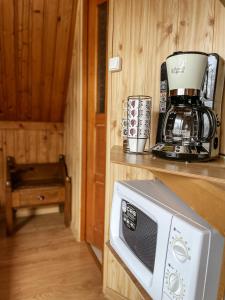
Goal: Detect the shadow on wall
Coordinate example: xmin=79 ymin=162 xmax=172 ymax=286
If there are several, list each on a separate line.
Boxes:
xmin=220 ymin=0 xmax=225 ymax=7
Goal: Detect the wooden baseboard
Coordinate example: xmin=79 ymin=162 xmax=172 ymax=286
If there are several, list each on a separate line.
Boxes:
xmin=86 ymin=242 xmax=102 ymax=272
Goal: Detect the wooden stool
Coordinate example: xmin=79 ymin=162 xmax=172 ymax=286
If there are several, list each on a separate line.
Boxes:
xmin=5 ymin=155 xmax=71 ymax=235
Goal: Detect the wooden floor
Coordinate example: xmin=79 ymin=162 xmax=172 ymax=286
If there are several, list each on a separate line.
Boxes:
xmin=0 ymin=213 xmax=107 ymax=300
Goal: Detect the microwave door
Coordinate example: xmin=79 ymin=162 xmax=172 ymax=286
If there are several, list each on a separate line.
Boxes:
xmin=119 ymin=199 xmax=158 ymax=275
xmin=110 ymin=181 xmax=174 ymax=300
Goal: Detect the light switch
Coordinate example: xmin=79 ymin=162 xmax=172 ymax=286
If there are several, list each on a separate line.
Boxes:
xmin=108 ymin=56 xmax=122 ymax=72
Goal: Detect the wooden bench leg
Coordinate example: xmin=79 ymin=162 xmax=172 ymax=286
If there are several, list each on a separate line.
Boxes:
xmin=64 ymin=177 xmax=71 ymax=227
xmin=59 ymin=204 xmax=64 ymax=213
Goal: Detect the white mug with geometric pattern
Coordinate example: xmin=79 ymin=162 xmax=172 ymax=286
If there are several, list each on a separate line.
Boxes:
xmin=127 ymin=95 xmax=151 ymax=153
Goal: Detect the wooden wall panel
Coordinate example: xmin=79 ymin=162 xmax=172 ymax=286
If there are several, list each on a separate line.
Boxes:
xmin=110 ymin=0 xmax=178 ymax=149
xmin=105 ymin=247 xmax=144 ymax=300
xmin=0 ymin=0 xmax=76 ymax=122
xmin=110 ymin=0 xmax=178 ymax=148
xmin=108 ymin=0 xmax=225 ymax=155
xmin=213 ymin=0 xmax=225 ymax=154
xmin=148 ymin=0 xmax=179 ymax=145
xmin=0 ymin=0 xmax=17 ymax=120
xmin=104 ymin=1 xmax=225 ymax=299
xmin=177 ymin=0 xmax=215 ymax=52
xmin=64 ymin=0 xmax=83 ymax=240
xmin=40 ymin=0 xmax=59 ymax=121
xmin=50 ymin=0 xmax=75 ymax=122
xmin=0 ymin=121 xmax=64 ymax=208
xmin=31 ymin=0 xmax=45 ymax=121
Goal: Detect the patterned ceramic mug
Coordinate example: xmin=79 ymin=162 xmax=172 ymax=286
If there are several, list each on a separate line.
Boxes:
xmin=121 ymin=99 xmax=129 ymax=152
xmin=127 ymin=95 xmax=151 ymax=152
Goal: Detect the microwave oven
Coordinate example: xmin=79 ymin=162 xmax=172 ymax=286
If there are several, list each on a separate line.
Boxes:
xmin=110 ymin=180 xmax=224 ymax=300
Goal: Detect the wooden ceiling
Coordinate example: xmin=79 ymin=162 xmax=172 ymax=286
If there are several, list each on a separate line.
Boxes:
xmin=0 ymin=0 xmax=77 ymax=122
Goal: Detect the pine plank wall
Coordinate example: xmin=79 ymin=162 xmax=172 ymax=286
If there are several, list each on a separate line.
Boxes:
xmin=0 ymin=0 xmax=76 ymax=122
xmin=102 ymin=1 xmax=225 ymax=299
xmin=106 ymin=0 xmax=225 ymax=155
xmin=0 ymin=122 xmax=64 ymax=209
xmin=0 ymin=0 xmax=77 ymax=212
xmin=64 ymin=0 xmax=83 ymax=239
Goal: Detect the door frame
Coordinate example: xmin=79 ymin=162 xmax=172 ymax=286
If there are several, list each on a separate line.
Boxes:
xmin=80 ymin=0 xmax=108 ymax=242
xmin=80 ymin=0 xmax=88 ymax=241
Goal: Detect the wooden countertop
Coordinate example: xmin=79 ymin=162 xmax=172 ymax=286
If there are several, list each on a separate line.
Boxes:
xmin=111 ymin=146 xmax=225 ymax=184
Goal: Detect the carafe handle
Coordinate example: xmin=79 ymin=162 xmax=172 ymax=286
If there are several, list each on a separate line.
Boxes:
xmin=197 ymin=106 xmax=217 ymax=143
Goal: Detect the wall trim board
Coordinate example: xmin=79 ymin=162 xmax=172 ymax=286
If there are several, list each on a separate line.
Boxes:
xmin=0 ymin=121 xmax=64 ymax=131
xmin=80 ymin=0 xmax=88 ymax=242
xmin=62 ymin=0 xmax=79 ymax=120
xmin=103 ymin=0 xmax=115 ymax=292
xmin=63 ymin=0 xmax=84 ymax=241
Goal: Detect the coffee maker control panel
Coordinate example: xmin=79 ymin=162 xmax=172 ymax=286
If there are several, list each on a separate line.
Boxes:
xmin=201 ymin=54 xmax=219 ymax=104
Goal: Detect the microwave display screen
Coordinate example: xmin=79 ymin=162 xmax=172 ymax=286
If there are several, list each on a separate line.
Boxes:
xmin=120 ymin=200 xmax=158 ymax=273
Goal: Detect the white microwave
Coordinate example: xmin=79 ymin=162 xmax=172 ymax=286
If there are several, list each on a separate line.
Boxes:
xmin=110 ymin=180 xmax=224 ymax=300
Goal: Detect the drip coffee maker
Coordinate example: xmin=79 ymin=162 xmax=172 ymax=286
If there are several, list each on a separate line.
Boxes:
xmin=152 ymin=52 xmax=225 ymax=161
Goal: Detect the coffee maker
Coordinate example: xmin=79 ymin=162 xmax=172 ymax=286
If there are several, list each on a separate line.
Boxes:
xmin=152 ymin=51 xmax=225 ymax=161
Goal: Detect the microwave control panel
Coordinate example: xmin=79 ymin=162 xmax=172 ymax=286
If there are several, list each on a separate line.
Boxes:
xmin=163 ymin=216 xmax=209 ymax=300
xmin=121 ymin=200 xmax=137 ymax=231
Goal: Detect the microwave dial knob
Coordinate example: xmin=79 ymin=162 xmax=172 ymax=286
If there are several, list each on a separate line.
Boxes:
xmin=168 ymin=273 xmax=183 ymax=297
xmin=172 ymin=239 xmax=189 ymax=263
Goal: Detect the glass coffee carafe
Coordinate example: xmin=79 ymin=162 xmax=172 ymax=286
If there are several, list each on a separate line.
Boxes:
xmin=163 ymin=104 xmax=217 ymax=146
